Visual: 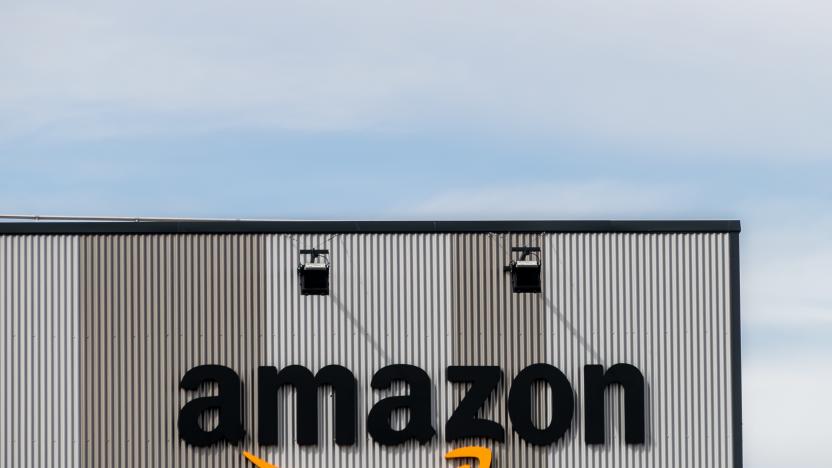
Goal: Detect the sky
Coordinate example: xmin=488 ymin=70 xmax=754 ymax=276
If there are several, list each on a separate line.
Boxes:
xmin=2 ymin=1 xmax=831 ymax=466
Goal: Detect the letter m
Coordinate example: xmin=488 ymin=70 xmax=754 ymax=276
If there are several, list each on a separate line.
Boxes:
xmin=258 ymin=365 xmax=357 ymax=446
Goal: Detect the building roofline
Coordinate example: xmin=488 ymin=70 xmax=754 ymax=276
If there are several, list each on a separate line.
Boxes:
xmin=0 ymin=220 xmax=741 ymax=235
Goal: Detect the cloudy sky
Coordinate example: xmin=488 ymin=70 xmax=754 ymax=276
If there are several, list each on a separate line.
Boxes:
xmin=2 ymin=1 xmax=831 ymax=466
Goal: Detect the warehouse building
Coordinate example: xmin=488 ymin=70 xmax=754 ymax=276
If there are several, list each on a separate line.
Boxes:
xmin=0 ymin=220 xmax=742 ymax=467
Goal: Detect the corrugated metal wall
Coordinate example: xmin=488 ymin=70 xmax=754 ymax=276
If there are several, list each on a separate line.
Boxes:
xmin=0 ymin=232 xmax=735 ymax=468
xmin=0 ymin=236 xmax=80 ymax=467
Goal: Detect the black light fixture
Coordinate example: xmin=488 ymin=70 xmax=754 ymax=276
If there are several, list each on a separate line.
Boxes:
xmin=505 ymin=246 xmax=542 ymax=293
xmin=298 ymin=249 xmax=330 ymax=295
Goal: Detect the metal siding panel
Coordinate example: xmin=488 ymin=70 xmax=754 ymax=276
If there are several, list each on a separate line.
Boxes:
xmin=0 ymin=232 xmax=735 ymax=467
xmin=0 ymin=236 xmax=80 ymax=467
xmin=77 ymin=235 xmax=269 ymax=467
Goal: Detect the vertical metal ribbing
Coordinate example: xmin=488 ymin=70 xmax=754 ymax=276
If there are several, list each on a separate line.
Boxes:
xmin=538 ymin=233 xmax=733 ymax=468
xmin=0 ymin=236 xmax=80 ymax=468
xmin=0 ymin=231 xmax=735 ymax=468
xmin=78 ymin=234 xmax=268 ymax=467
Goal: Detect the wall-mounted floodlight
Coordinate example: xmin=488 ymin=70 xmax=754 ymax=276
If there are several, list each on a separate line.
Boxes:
xmin=298 ymin=249 xmax=330 ymax=295
xmin=505 ymin=247 xmax=542 ymax=293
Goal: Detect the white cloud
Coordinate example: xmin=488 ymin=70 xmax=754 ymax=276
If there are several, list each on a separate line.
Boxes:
xmin=2 ymin=0 xmax=832 ymax=157
xmin=743 ymin=224 xmax=832 ymax=330
xmin=744 ymin=355 xmax=832 ymax=468
xmin=399 ymin=180 xmax=701 ymax=219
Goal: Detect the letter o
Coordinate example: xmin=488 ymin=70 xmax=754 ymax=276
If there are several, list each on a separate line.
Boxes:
xmin=508 ymin=363 xmax=574 ymax=445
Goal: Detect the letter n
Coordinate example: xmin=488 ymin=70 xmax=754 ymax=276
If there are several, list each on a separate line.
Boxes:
xmin=584 ymin=364 xmax=645 ymax=444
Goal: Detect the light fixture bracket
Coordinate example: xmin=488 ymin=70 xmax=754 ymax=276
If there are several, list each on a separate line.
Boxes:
xmin=505 ymin=246 xmax=542 ymax=293
xmin=298 ymin=249 xmax=330 ymax=296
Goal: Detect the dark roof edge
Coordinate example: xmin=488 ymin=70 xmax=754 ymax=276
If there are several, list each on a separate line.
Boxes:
xmin=0 ymin=220 xmax=741 ymax=235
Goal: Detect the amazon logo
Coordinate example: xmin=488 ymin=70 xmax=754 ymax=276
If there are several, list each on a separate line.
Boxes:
xmin=178 ymin=363 xmax=645 ymax=448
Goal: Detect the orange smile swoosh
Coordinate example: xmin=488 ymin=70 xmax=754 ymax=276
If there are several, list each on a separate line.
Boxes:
xmin=243 ymin=451 xmax=280 ymax=468
xmin=244 ymin=446 xmax=491 ymax=468
xmin=445 ymin=446 xmax=492 ymax=468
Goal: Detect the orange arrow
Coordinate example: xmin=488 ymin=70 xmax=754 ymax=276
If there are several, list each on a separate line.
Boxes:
xmin=243 ymin=451 xmax=280 ymax=468
xmin=445 ymin=446 xmax=492 ymax=468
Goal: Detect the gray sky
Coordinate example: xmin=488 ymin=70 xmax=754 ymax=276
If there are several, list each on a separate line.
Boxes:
xmin=2 ymin=1 xmax=832 ymax=466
